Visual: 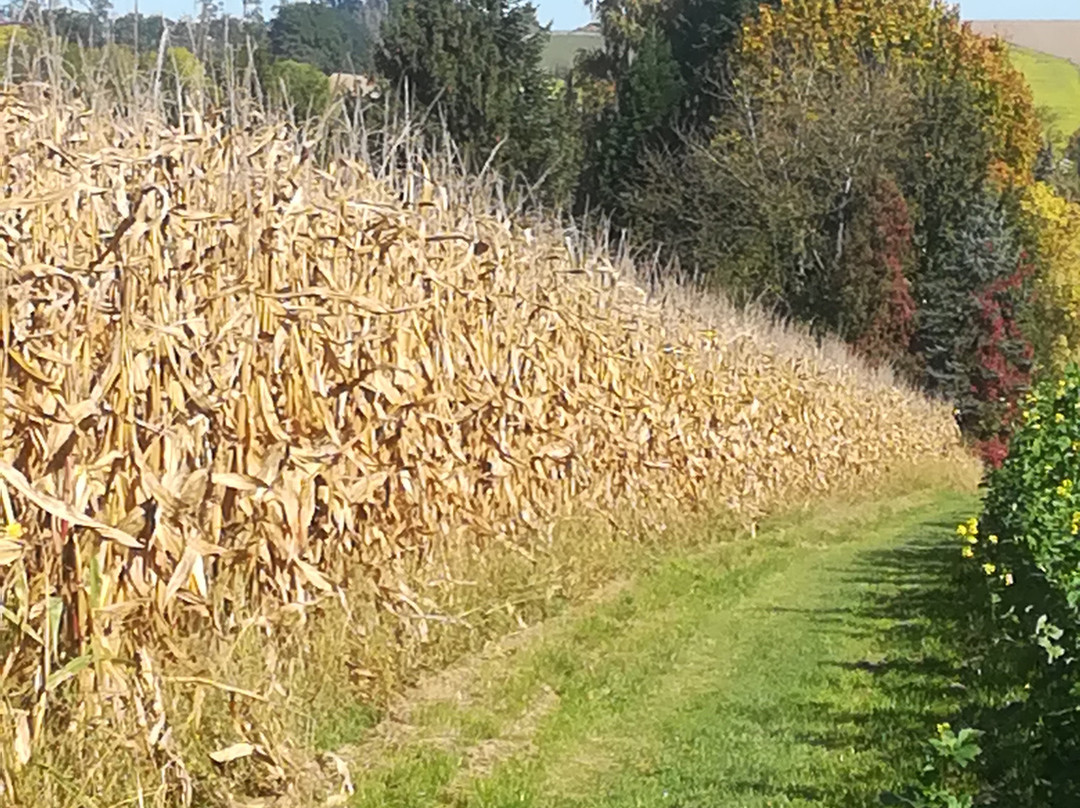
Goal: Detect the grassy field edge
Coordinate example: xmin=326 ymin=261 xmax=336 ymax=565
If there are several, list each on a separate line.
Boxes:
xmin=315 ymin=461 xmax=982 ymax=806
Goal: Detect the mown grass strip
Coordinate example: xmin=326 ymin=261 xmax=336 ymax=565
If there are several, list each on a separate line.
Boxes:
xmin=340 ymin=481 xmax=980 ymax=807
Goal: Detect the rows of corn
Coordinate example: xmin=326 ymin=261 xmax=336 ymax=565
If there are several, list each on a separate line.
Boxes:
xmin=0 ymin=88 xmax=964 ymax=803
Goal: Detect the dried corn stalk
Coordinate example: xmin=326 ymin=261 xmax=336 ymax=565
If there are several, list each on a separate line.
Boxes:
xmin=0 ymin=91 xmax=962 ymax=794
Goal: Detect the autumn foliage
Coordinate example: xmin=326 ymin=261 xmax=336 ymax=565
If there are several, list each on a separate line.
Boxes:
xmin=846 ymin=177 xmax=919 ymax=375
xmin=618 ymin=0 xmax=1053 ymax=463
xmin=1019 ymin=183 xmax=1080 ymax=372
xmin=737 ymin=0 xmax=1040 ymax=182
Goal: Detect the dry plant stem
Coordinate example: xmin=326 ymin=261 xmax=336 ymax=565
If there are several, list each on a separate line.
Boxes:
xmin=161 ymin=676 xmax=267 ymax=703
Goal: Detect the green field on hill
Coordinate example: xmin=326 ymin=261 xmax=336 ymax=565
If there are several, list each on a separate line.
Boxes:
xmin=542 ymin=31 xmax=602 ymax=73
xmin=1009 ymin=46 xmax=1080 ymax=146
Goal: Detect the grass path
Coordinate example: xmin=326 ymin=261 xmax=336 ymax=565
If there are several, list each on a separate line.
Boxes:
xmin=340 ymin=483 xmax=978 ymax=807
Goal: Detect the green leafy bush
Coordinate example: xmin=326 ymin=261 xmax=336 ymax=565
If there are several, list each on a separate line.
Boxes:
xmin=268 ymin=59 xmax=331 ymax=119
xmin=891 ymin=723 xmax=983 ymax=808
xmin=63 ymin=43 xmax=138 ymax=92
xmin=0 ymin=23 xmax=40 ymax=81
xmin=962 ymin=366 xmax=1080 ymax=802
xmin=977 ymin=369 xmax=1080 ymax=629
xmin=164 ymin=46 xmax=205 ymax=91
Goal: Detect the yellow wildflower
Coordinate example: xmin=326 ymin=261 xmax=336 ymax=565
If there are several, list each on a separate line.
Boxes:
xmin=982 ymin=562 xmax=997 ymax=575
xmin=988 ymin=534 xmax=999 ymax=545
xmin=962 ymin=546 xmax=975 ymax=559
xmin=967 ymin=517 xmax=978 ymax=533
xmin=956 ymin=524 xmax=968 ymax=537
xmin=1057 ymin=413 xmax=1067 ymax=423
xmin=936 ymin=722 xmax=951 ymax=735
xmin=3 ymin=522 xmax=22 ymax=540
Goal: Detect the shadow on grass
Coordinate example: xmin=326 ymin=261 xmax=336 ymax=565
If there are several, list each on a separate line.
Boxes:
xmin=809 ymin=519 xmax=1001 ymax=806
xmin=784 ymin=517 xmax=991 ymax=807
xmin=823 ymin=517 xmax=1080 ymax=808
xmin=618 ymin=513 xmax=991 ymax=808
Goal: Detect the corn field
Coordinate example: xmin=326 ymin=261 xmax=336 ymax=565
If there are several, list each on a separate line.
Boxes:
xmin=0 ymin=87 xmax=965 ymax=803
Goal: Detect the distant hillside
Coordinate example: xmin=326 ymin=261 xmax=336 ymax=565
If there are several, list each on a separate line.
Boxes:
xmin=545 ymin=20 xmax=1080 ymax=75
xmin=542 ymin=30 xmax=602 ymax=73
xmin=969 ymin=20 xmax=1080 ymax=64
xmin=1007 ymin=46 xmax=1080 ymax=144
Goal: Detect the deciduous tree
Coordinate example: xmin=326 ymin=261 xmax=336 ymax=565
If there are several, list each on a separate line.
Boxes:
xmin=269 ymin=2 xmax=373 ymax=74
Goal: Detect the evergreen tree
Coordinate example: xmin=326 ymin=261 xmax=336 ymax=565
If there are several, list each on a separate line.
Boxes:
xmin=578 ymin=25 xmax=684 ymax=213
xmin=910 ymin=190 xmax=1033 ymax=446
xmin=574 ymin=0 xmax=769 ymax=217
xmin=377 ymin=0 xmax=578 ymax=205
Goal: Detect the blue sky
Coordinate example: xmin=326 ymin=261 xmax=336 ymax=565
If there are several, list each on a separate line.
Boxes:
xmin=105 ymin=0 xmax=1080 ymax=27
xmin=531 ymin=1 xmax=1080 ymax=29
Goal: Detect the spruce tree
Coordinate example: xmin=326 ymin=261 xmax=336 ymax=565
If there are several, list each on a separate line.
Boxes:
xmin=378 ymin=0 xmax=578 ymax=204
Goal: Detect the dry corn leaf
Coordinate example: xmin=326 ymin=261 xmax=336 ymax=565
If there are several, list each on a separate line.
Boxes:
xmin=12 ymin=712 xmax=30 ymax=767
xmin=0 ymin=92 xmax=964 ymax=794
xmin=0 ymin=463 xmax=144 ymax=548
xmin=208 ymin=742 xmax=255 ymax=764
xmin=0 ymin=539 xmax=25 ymax=566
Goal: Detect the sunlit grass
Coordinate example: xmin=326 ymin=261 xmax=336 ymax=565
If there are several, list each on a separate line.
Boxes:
xmin=339 ymin=467 xmax=982 ymax=807
xmin=1009 ymin=46 xmax=1080 ymax=146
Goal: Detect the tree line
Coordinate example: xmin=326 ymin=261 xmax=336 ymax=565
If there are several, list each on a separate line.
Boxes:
xmin=4 ymin=0 xmax=1080 ymax=460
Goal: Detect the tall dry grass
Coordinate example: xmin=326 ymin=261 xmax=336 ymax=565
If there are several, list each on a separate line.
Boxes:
xmin=0 ymin=66 xmax=971 ymax=805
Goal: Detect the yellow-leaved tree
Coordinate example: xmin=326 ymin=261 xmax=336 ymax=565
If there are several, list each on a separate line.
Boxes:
xmin=1020 ymin=183 xmax=1080 ymax=372
xmin=736 ymin=0 xmax=1041 ymax=184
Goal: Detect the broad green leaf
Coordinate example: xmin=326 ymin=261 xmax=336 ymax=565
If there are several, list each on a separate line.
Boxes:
xmin=45 ymin=652 xmax=92 ymax=692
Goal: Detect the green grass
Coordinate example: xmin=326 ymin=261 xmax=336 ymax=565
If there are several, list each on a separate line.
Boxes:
xmin=334 ymin=479 xmax=983 ymax=807
xmin=1008 ymin=46 xmax=1080 ymax=146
